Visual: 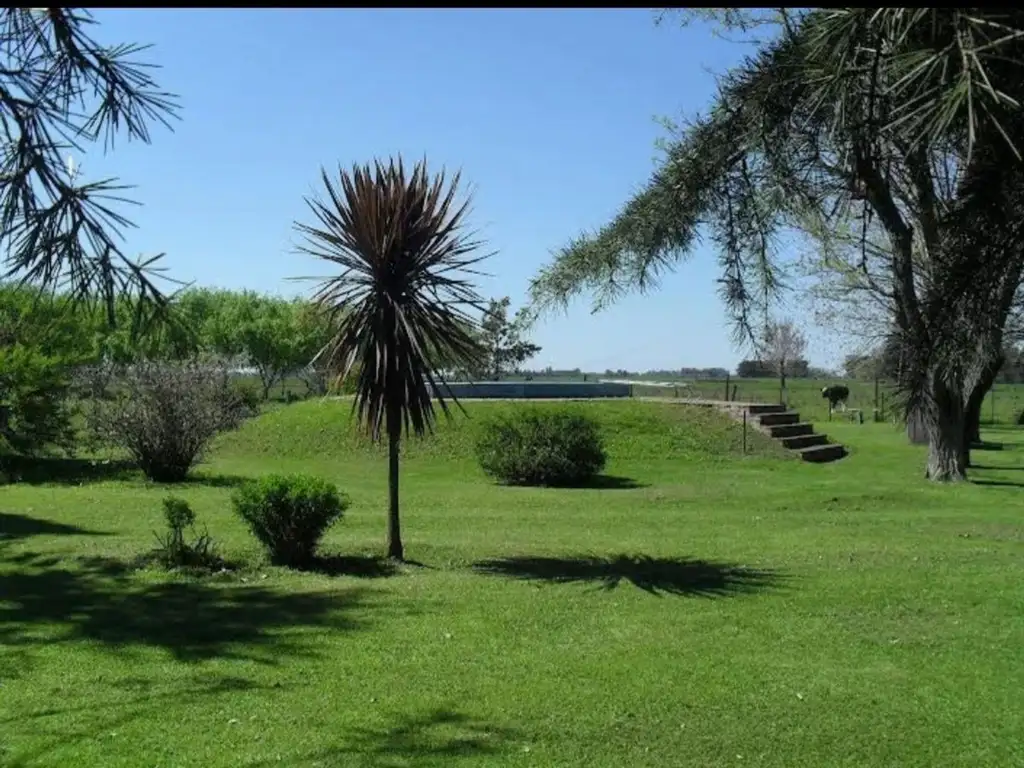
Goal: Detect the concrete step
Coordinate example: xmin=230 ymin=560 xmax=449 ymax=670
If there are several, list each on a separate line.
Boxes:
xmin=798 ymin=443 xmax=848 ymax=463
xmin=767 ymin=422 xmax=815 ymax=438
xmin=747 ymin=403 xmax=788 ymax=416
xmin=758 ymin=411 xmax=800 ymax=427
xmin=782 ymin=433 xmax=829 ymax=450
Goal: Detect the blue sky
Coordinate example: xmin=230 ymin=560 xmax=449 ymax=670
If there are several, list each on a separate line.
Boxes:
xmin=87 ymin=9 xmax=842 ymax=373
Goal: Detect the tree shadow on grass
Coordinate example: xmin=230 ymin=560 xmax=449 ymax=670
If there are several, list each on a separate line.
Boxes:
xmin=0 ymin=552 xmax=374 ymax=663
xmin=0 ymin=675 xmax=294 ymax=767
xmin=0 ymin=456 xmax=249 ymax=488
xmin=0 ymin=512 xmax=113 ymax=543
xmin=296 ymin=554 xmax=439 ymax=579
xmin=472 ymin=554 xmax=784 ymax=598
xmin=1 ymin=456 xmax=138 ymax=484
xmin=300 ymin=554 xmax=402 ymax=579
xmin=241 ymin=709 xmax=522 ymax=767
xmin=970 ymin=464 xmax=1024 ymax=471
xmin=506 ymin=474 xmax=647 ymax=490
xmin=0 ymin=673 xmax=278 ymax=727
xmin=174 ymin=471 xmax=252 ymax=488
xmin=971 ymin=478 xmax=1024 ymax=488
xmin=572 ymin=474 xmax=647 ymax=490
xmin=971 ymin=441 xmax=1006 ymax=452
xmin=981 ymin=424 xmax=1023 ymax=433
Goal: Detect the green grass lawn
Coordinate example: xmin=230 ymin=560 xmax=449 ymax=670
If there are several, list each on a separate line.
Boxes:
xmin=2 ymin=400 xmax=1023 ymax=767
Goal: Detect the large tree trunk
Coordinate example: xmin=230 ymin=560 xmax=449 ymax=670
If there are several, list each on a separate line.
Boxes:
xmin=385 ymin=400 xmax=404 ymax=561
xmin=924 ymin=378 xmax=968 ymax=482
xmin=962 ymin=353 xmax=1004 ymax=457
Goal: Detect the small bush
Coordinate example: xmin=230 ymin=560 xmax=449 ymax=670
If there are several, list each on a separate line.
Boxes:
xmin=231 ymin=381 xmax=262 ymax=416
xmin=232 ymin=474 xmax=348 ymax=567
xmin=80 ymin=360 xmax=249 ymax=482
xmin=475 ymin=407 xmax=607 ymax=486
xmin=153 ymin=496 xmax=220 ymax=570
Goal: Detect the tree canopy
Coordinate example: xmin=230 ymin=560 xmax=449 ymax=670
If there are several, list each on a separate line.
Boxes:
xmin=528 ymin=8 xmax=1024 ymax=481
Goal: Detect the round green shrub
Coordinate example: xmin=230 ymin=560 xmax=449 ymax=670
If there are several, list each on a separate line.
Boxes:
xmin=232 ymin=474 xmax=349 ymax=567
xmin=475 ymin=407 xmax=607 ymax=487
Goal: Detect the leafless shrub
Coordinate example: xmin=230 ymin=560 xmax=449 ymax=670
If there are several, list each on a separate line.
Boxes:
xmin=80 ymin=360 xmax=252 ymax=482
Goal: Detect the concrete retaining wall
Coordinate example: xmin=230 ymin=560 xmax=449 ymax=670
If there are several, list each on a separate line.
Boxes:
xmin=431 ymin=381 xmax=631 ymax=399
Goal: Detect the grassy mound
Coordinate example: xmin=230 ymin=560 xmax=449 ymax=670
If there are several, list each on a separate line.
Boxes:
xmin=211 ymin=398 xmax=788 ymax=463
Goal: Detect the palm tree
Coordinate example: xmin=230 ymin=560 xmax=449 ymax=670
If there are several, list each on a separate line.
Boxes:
xmin=528 ymin=9 xmax=1024 ymax=482
xmin=294 ymin=158 xmax=489 ymax=561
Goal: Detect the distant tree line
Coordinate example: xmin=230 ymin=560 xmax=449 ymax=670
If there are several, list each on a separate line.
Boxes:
xmin=0 ymin=284 xmax=548 ymax=458
xmin=844 ymin=343 xmax=1024 ymax=384
xmin=736 ymin=359 xmax=810 ymax=378
xmin=0 ymin=284 xmax=343 ymax=457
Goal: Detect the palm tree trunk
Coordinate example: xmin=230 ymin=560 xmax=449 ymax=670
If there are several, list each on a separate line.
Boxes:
xmin=386 ymin=400 xmax=404 ymax=561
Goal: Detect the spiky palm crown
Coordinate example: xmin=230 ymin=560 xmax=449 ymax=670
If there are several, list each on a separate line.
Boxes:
xmin=294 ymin=157 xmax=490 ymax=441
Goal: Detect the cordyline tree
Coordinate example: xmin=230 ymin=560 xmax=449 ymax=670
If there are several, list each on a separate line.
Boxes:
xmin=529 ymin=8 xmax=1024 ymax=482
xmin=294 ymin=158 xmax=489 ymax=561
xmin=0 ymin=8 xmax=179 ymax=329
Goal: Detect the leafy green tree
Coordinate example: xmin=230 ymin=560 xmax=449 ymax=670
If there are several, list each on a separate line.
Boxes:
xmin=474 ymin=297 xmax=541 ymax=381
xmin=294 ymin=158 xmax=488 ymax=561
xmin=0 ymin=285 xmax=96 ymax=456
xmin=93 ymin=294 xmax=205 ymax=365
xmin=293 ymin=301 xmax=338 ymax=396
xmin=215 ymin=292 xmax=320 ymax=400
xmin=529 ymin=9 xmax=1024 ymax=482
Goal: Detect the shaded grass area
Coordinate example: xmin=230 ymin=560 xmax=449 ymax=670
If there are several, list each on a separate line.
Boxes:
xmin=1 ymin=402 xmax=1023 ymax=766
xmin=472 ymin=554 xmax=783 ymax=597
xmin=1 ymin=551 xmax=370 ymax=663
xmin=0 ymin=455 xmax=250 ymax=488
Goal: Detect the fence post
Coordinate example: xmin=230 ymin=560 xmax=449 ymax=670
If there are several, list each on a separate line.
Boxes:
xmin=991 ymin=385 xmax=996 ymax=424
xmin=742 ymin=410 xmax=747 ymax=454
xmin=725 ymin=373 xmax=731 ymax=402
xmin=874 ymin=377 xmax=880 ymax=410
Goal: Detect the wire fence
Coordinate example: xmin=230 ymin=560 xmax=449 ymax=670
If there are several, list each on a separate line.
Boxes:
xmin=265 ymin=366 xmax=1024 ymax=428
xmin=619 ymin=376 xmax=1024 ymax=426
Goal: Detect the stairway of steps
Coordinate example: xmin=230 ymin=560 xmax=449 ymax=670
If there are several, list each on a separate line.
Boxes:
xmin=746 ymin=404 xmax=847 ymax=463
